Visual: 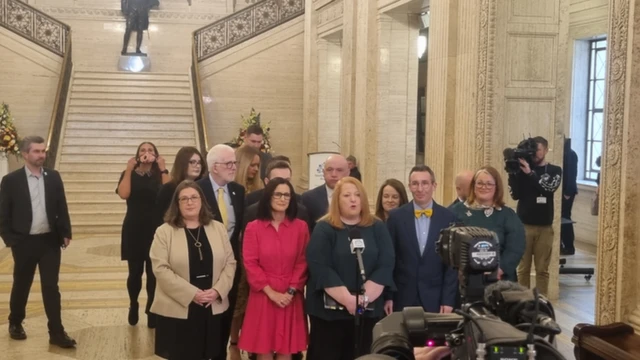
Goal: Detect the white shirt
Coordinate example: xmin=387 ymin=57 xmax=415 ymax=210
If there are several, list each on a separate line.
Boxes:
xmin=326 ymin=184 xmax=334 ymax=205
xmin=25 ymin=166 xmax=50 ymax=234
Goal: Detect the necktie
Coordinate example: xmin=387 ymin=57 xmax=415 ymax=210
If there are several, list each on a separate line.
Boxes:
xmin=414 ymin=209 xmax=433 ymax=218
xmin=217 ymin=188 xmax=228 ymax=227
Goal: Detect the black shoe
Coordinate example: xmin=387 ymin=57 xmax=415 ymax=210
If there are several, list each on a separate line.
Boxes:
xmin=560 ymin=249 xmax=575 ymax=255
xmin=49 ymin=331 xmax=76 ymax=348
xmin=9 ymin=323 xmax=26 ymax=340
xmin=128 ymin=304 xmax=139 ymax=326
xmin=147 ymin=313 xmax=157 ymax=329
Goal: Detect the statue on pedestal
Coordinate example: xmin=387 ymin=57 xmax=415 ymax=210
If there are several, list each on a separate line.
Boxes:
xmin=121 ymin=0 xmax=159 ymax=55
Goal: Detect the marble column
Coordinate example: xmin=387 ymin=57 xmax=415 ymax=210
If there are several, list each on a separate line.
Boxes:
xmin=301 ymin=0 xmax=319 ymax=190
xmin=595 ymin=0 xmax=640 ymax=329
xmin=317 ymin=36 xmax=342 ymax=153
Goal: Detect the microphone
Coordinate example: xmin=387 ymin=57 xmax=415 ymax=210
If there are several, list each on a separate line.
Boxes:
xmin=503 ymin=147 xmax=515 ymax=159
xmin=349 ymin=229 xmax=365 ymax=254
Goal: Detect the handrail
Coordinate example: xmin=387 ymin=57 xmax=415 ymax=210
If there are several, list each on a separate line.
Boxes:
xmin=193 ymin=0 xmax=304 ymax=62
xmin=191 ymin=37 xmax=209 ymax=155
xmin=0 ymin=0 xmax=70 ymax=56
xmin=44 ymin=35 xmax=72 ymax=169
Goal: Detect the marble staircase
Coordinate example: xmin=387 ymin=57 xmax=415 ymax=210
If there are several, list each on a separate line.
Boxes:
xmin=58 ymin=70 xmax=199 ymax=238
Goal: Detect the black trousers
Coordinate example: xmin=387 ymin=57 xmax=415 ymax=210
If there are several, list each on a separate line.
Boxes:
xmin=561 ymin=194 xmax=576 ymax=252
xmin=306 ymin=315 xmax=379 ymax=360
xmin=9 ymin=233 xmax=64 ymax=333
xmin=126 ymin=258 xmax=156 ymax=314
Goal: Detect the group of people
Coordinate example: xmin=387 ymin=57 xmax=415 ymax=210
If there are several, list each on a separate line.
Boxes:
xmin=0 ymin=130 xmax=565 ymax=360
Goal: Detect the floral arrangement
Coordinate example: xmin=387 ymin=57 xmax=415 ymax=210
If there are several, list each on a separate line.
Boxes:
xmin=0 ymin=103 xmax=20 ymax=158
xmin=230 ymin=107 xmax=272 ymax=153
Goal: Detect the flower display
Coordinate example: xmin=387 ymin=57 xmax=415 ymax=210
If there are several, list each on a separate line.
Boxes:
xmin=230 ymin=108 xmax=272 ymax=153
xmin=0 ymin=103 xmax=20 ymax=158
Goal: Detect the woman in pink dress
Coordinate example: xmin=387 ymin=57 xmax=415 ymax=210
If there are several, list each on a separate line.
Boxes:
xmin=239 ymin=177 xmax=309 ymax=359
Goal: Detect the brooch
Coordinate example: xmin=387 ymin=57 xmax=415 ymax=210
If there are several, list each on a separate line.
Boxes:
xmin=465 ymin=211 xmax=472 ymax=217
xmin=484 ymin=207 xmax=494 ymax=217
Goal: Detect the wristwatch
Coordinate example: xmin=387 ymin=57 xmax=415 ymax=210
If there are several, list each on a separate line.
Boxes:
xmin=287 ymin=287 xmax=296 ymax=295
xmin=160 ymin=169 xmax=169 ymax=175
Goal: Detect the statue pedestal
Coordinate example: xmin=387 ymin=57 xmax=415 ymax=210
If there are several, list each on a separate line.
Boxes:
xmin=118 ymin=54 xmax=151 ymax=72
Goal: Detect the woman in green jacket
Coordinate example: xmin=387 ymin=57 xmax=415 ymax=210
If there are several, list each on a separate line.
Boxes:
xmin=450 ymin=166 xmax=525 ymax=281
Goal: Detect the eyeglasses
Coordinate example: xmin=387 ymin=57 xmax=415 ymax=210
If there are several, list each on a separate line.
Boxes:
xmin=273 ymin=192 xmax=291 ymax=200
xmin=214 ymin=161 xmax=238 ymax=169
xmin=179 ymin=196 xmax=201 ymax=204
xmin=189 ymin=160 xmax=202 ymax=166
xmin=475 ymin=182 xmax=496 ymax=189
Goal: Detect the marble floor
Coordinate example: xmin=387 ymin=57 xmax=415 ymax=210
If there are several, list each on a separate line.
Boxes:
xmin=0 ymin=236 xmax=596 ymax=359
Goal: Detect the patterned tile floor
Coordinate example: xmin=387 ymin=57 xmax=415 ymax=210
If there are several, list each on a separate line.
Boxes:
xmin=0 ymin=236 xmax=595 ymax=359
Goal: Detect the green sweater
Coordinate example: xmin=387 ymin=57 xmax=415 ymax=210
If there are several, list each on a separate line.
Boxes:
xmin=450 ymin=202 xmax=525 ymax=281
xmin=305 ymin=220 xmax=395 ymax=321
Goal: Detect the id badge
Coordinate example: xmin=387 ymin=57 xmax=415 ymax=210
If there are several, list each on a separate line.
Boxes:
xmin=536 ymin=197 xmax=547 ymax=204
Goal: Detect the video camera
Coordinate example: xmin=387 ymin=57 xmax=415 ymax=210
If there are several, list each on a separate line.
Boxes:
xmin=358 ymin=226 xmax=565 ymax=360
xmin=503 ymin=138 xmax=538 ymax=174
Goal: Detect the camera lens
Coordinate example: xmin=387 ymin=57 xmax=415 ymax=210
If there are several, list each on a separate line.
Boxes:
xmin=370 ymin=334 xmax=415 ymax=360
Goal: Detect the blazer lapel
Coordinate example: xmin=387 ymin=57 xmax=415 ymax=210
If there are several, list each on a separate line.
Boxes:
xmin=403 ymin=203 xmax=421 ymax=259
xmin=229 ymin=184 xmax=242 ymax=220
xmin=18 ymin=167 xmax=33 ymax=216
xmin=201 ymin=178 xmax=221 ymax=219
xmin=43 ymin=169 xmax=55 ymax=220
xmin=319 ymin=185 xmax=329 ymax=213
xmin=424 ymin=203 xmax=442 ymax=258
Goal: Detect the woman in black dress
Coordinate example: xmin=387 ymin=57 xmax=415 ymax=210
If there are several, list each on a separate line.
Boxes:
xmin=116 ymin=141 xmax=170 ymax=327
xmin=150 ymin=180 xmax=237 ymax=360
xmin=154 ymin=146 xmax=207 ymax=229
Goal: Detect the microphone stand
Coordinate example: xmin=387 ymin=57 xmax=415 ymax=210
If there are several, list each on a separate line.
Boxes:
xmin=354 ymin=248 xmax=367 ymax=357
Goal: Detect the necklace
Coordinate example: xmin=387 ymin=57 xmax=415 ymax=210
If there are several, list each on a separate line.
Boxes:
xmin=186 ymin=227 xmax=203 ymax=261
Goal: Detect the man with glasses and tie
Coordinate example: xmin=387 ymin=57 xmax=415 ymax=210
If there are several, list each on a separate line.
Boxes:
xmin=384 ymin=165 xmax=458 ymax=315
xmin=0 ymin=136 xmax=77 ymax=348
xmin=197 ymin=144 xmax=245 ymax=360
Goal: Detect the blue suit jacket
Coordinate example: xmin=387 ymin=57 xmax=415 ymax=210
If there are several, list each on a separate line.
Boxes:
xmin=386 ymin=201 xmax=458 ymax=312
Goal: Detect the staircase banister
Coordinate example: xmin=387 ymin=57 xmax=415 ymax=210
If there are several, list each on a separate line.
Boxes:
xmin=191 ymin=37 xmax=210 ymax=155
xmin=45 ymin=35 xmax=73 ymax=169
xmin=0 ymin=0 xmax=70 ymax=56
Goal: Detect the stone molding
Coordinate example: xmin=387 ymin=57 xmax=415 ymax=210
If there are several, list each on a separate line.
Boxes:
xmin=595 ymin=0 xmax=630 ymax=326
xmin=36 ymin=6 xmax=222 ymax=23
xmin=316 ymin=0 xmax=341 ymax=26
xmin=475 ymin=0 xmax=497 ymax=168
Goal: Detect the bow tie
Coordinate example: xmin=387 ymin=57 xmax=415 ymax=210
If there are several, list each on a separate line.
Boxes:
xmin=414 ymin=209 xmax=433 ymax=218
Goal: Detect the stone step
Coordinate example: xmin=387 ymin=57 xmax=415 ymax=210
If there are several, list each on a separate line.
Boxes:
xmin=72 ymin=85 xmax=191 ymax=95
xmin=65 ymin=121 xmax=194 ymax=131
xmin=69 ymin=211 xmax=126 ymax=223
xmin=61 ymin=170 xmax=125 ymax=182
xmin=73 ymin=79 xmax=190 ymax=88
xmin=73 ymin=71 xmax=188 ymax=82
xmin=72 ymin=222 xmax=123 ymax=236
xmin=66 ymin=113 xmax=194 ymax=124
xmin=59 ymin=161 xmax=174 ymax=173
xmin=62 ymin=145 xmax=184 ymax=155
xmin=68 ymin=200 xmax=126 ymax=212
xmin=66 ymin=189 xmax=122 ymax=202
xmin=62 ymin=137 xmax=196 ymax=148
xmin=64 ymin=129 xmax=194 ymax=139
xmin=67 ymin=106 xmax=192 ymax=116
xmin=70 ymin=92 xmax=192 ymax=102
xmin=64 ymin=180 xmax=119 ymax=192
xmin=68 ymin=99 xmax=193 ymax=109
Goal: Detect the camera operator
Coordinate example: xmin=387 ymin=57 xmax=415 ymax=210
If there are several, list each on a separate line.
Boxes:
xmin=508 ymin=137 xmax=562 ymax=296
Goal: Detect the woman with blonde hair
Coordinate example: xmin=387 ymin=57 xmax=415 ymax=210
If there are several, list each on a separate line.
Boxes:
xmin=450 ymin=166 xmax=525 ymax=281
xmin=305 ymin=177 xmax=395 ymax=360
xmin=234 ymin=145 xmax=263 ymax=193
xmin=151 ymin=180 xmax=237 ymax=360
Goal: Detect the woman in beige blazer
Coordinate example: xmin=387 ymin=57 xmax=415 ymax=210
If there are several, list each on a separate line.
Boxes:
xmin=150 ymin=180 xmax=237 ymax=360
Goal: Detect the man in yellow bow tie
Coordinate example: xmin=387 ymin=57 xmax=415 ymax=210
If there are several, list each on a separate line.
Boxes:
xmin=384 ymin=165 xmax=458 ymax=316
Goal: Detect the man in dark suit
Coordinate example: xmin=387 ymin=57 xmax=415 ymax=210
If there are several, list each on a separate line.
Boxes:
xmin=196 ymin=144 xmax=245 ymax=360
xmin=385 ymin=165 xmax=458 ymax=315
xmin=561 ymin=138 xmax=578 ymax=255
xmin=346 ymin=155 xmax=362 ymax=181
xmin=301 ymin=154 xmax=349 ymax=232
xmin=0 ymin=136 xmax=77 ymax=348
xmin=449 ymin=170 xmax=474 ymax=207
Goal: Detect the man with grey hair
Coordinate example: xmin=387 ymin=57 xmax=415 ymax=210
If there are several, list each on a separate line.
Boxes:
xmin=196 ymin=144 xmax=244 ymax=360
xmin=450 ymin=170 xmax=474 ymax=207
xmin=0 ymin=135 xmax=77 ymax=347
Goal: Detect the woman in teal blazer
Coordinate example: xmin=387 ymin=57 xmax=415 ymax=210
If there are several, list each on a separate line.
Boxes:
xmin=450 ymin=166 xmax=525 ymax=281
